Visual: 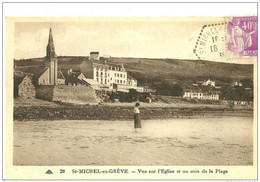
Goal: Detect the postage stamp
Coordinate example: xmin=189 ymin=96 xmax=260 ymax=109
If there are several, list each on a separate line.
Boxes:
xmin=227 ymin=16 xmax=257 ymax=57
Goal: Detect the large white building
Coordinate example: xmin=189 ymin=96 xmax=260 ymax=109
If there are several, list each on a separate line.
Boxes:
xmin=183 ymin=90 xmax=219 ymax=100
xmin=91 ymin=61 xmax=142 ymax=92
xmin=93 ymin=63 xmax=127 ymax=86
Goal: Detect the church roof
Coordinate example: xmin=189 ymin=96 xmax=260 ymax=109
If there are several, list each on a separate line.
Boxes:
xmin=46 ymin=27 xmax=57 ymax=58
xmin=48 ymin=28 xmax=54 ymax=48
xmin=33 ymin=67 xmax=49 ymax=79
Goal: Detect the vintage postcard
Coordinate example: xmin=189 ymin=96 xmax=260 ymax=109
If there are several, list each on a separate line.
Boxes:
xmin=4 ymin=15 xmax=257 ymax=180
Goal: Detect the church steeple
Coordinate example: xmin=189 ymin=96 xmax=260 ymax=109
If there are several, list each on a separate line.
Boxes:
xmin=45 ymin=27 xmax=58 ymax=85
xmin=46 ymin=27 xmax=56 ymax=58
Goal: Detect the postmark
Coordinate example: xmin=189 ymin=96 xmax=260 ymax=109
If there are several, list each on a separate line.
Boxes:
xmin=194 ymin=16 xmax=257 ymax=61
xmin=194 ymin=22 xmax=228 ymax=61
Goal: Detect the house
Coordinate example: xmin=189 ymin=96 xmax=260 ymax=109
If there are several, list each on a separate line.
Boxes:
xmin=232 ymin=81 xmax=243 ymax=87
xmin=183 ymin=90 xmax=203 ymax=99
xmin=233 ymin=100 xmax=253 ymax=106
xmin=90 ymin=52 xmax=100 ymax=60
xmin=107 ymin=64 xmax=128 ymax=86
xmin=143 ymin=86 xmax=156 ymax=93
xmin=202 ymin=79 xmax=215 ymax=87
xmin=202 ymin=93 xmax=219 ymax=100
xmin=14 ymin=75 xmax=35 ymax=98
xmin=77 ymin=51 xmax=145 ymax=92
xmin=127 ymin=75 xmax=137 ymax=87
xmin=183 ymin=90 xmax=219 ymax=100
xmin=62 ymin=71 xmax=85 ymax=85
xmin=92 ymin=61 xmax=144 ymax=92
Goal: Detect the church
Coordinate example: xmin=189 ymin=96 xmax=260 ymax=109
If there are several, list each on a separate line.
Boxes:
xmin=35 ymin=28 xmax=65 ymax=86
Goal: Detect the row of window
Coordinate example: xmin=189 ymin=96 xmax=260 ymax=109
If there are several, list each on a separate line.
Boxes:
xmin=96 ymin=71 xmax=109 ymax=77
xmin=115 ymin=79 xmax=126 ymax=84
xmin=97 ymin=78 xmax=110 ymax=84
xmin=96 ymin=71 xmax=127 ymax=80
xmin=185 ymin=93 xmax=203 ymax=96
xmin=114 ymin=73 xmax=125 ymax=78
xmin=96 ymin=77 xmax=126 ymax=85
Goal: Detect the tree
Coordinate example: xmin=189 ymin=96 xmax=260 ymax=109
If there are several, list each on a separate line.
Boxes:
xmin=171 ymin=84 xmax=183 ymax=96
xmin=155 ymin=82 xmax=183 ymax=96
xmin=241 ymin=78 xmax=253 ymax=88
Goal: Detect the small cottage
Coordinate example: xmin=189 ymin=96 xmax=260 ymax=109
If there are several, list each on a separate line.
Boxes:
xmin=14 ymin=76 xmax=35 ymax=98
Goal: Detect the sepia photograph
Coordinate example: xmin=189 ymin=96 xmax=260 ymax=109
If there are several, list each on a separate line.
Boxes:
xmin=3 ymin=2 xmax=258 ymax=180
xmin=12 ymin=18 xmax=255 ymax=166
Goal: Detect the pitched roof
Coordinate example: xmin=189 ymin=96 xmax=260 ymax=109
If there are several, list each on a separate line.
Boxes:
xmin=81 ymin=78 xmax=99 ymax=85
xmin=30 ymin=67 xmax=48 ymax=87
xmin=33 ymin=67 xmax=49 ymax=79
xmin=14 ymin=70 xmax=34 ymax=87
xmin=14 ymin=76 xmax=26 ymax=87
xmin=127 ymin=74 xmax=137 ymax=80
xmin=90 ymin=52 xmax=99 ymax=54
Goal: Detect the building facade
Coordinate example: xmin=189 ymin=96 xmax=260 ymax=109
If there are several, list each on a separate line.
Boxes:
xmin=183 ymin=90 xmax=219 ymax=100
xmin=93 ymin=63 xmax=128 ymax=87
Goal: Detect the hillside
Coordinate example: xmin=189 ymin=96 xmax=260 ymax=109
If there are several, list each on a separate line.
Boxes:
xmin=107 ymin=57 xmax=253 ymax=87
xmin=14 ymin=56 xmax=253 ymax=87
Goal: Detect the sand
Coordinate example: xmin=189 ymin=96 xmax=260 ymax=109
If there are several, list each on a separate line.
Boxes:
xmin=13 ymin=117 xmax=253 ymax=166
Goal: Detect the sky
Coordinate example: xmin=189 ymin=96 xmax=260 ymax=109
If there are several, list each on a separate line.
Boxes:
xmin=14 ymin=20 xmax=210 ymax=60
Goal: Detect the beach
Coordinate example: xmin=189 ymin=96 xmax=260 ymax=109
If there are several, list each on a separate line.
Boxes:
xmin=14 ymin=117 xmax=253 ymax=166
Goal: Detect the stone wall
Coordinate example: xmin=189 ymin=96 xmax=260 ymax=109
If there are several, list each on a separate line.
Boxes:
xmin=36 ymin=85 xmax=99 ymax=104
xmin=53 ymin=85 xmax=99 ymax=104
xmin=35 ymin=85 xmax=54 ymax=101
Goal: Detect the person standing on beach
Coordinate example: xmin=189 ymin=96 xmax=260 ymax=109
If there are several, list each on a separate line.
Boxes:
xmin=134 ymin=103 xmax=142 ymax=133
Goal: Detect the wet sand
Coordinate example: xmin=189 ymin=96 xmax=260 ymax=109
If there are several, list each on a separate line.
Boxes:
xmin=14 ymin=117 xmax=253 ymax=166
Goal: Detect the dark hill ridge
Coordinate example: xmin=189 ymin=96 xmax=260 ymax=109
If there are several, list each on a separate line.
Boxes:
xmin=14 ymin=56 xmax=253 ymax=87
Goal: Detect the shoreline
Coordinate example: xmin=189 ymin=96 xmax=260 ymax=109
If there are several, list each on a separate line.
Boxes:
xmin=14 ymin=104 xmax=253 ymax=121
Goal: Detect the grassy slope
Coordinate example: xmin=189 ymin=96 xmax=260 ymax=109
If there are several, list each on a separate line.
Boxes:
xmin=14 ymin=56 xmax=253 ymax=87
xmin=106 ymin=57 xmax=253 ymax=87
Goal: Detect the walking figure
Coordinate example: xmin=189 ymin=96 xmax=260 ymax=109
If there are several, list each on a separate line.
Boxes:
xmin=134 ymin=103 xmax=142 ymax=133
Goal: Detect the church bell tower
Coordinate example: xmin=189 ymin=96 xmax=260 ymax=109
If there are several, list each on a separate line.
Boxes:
xmin=45 ymin=27 xmax=58 ymax=85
